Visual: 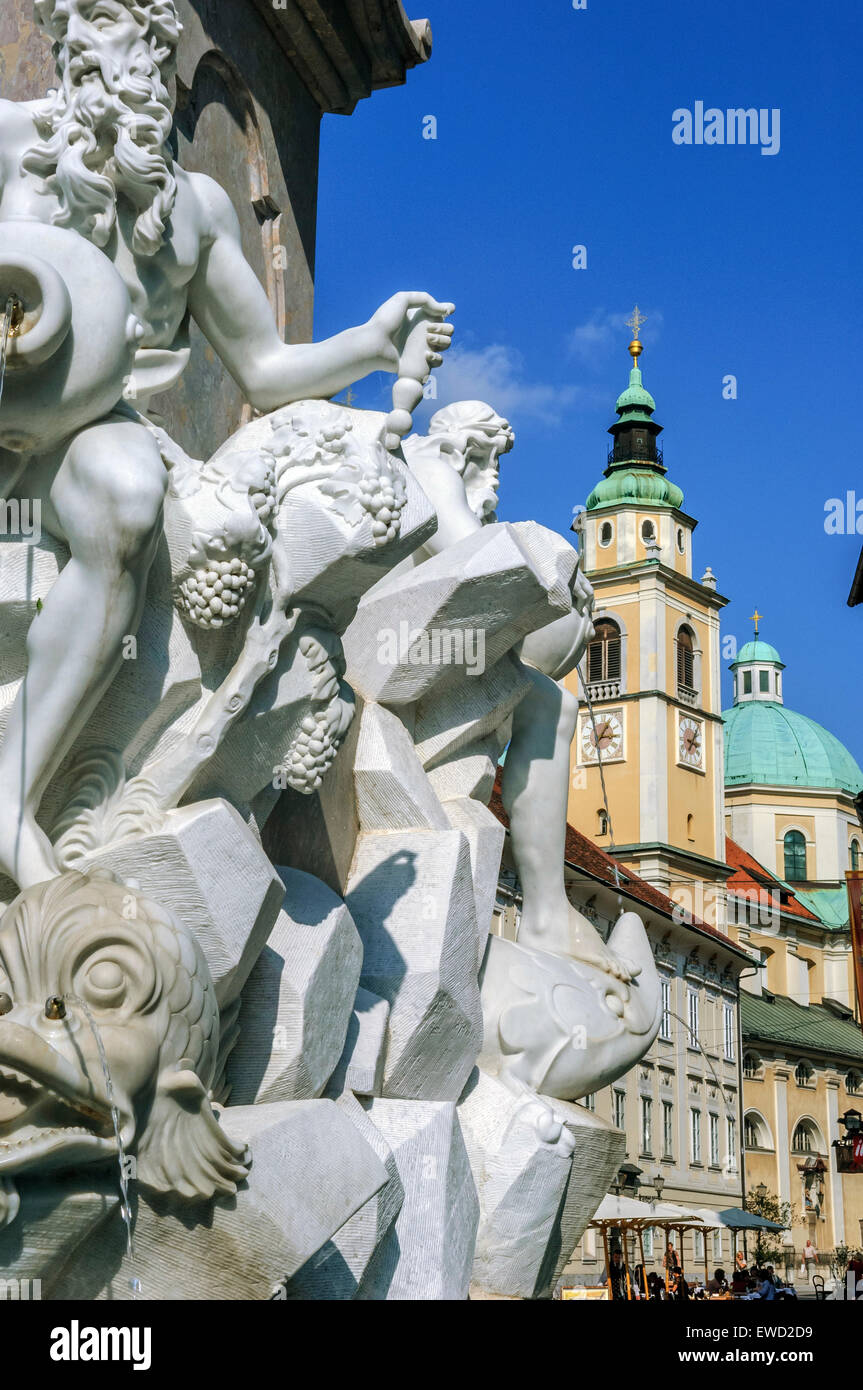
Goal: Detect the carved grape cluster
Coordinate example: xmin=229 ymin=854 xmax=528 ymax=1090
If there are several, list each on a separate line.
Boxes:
xmin=359 ymin=466 xmax=407 ymax=545
xmin=178 ymin=557 xmax=256 ymax=629
xmin=250 ymin=459 xmax=276 ymax=527
xmin=279 ymin=709 xmax=341 ymax=793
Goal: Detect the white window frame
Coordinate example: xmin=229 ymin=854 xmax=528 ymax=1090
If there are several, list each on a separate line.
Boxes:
xmin=660 ymin=979 xmax=672 ymax=1040
xmin=709 ymin=1113 xmax=720 ymax=1166
xmin=726 ymin=1116 xmax=737 ymax=1170
xmin=613 ymin=1089 xmax=626 ymax=1130
xmin=640 ymin=1096 xmax=653 ymax=1155
xmin=662 ymin=1100 xmax=674 ymax=1159
xmin=687 ymin=989 xmax=700 ymax=1047
xmin=690 ymin=1107 xmax=702 ymax=1164
xmin=723 ymin=1003 xmax=735 ymax=1061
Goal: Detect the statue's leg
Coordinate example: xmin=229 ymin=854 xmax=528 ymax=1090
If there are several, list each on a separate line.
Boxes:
xmin=0 ymin=417 xmax=167 ymax=888
xmin=501 ymin=664 xmax=633 ymax=978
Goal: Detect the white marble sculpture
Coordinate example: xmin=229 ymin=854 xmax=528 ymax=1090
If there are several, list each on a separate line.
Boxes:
xmin=0 ymin=0 xmax=662 ymax=1302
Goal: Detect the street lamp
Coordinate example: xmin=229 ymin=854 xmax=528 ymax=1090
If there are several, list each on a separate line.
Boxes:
xmin=653 ymin=1174 xmax=665 ymax=1201
xmin=754 ymin=1182 xmax=768 ymax=1202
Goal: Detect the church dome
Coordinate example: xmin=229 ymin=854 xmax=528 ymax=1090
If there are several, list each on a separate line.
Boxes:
xmin=587 ymin=469 xmax=684 ymax=511
xmin=731 ymin=639 xmax=783 ymax=668
xmin=723 ymin=659 xmax=863 ymax=793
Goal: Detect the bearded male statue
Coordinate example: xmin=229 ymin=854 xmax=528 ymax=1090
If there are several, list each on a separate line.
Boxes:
xmin=0 ymin=0 xmax=453 ymax=889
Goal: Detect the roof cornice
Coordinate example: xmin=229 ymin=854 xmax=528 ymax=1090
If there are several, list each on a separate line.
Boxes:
xmin=250 ymin=0 xmax=432 ymax=114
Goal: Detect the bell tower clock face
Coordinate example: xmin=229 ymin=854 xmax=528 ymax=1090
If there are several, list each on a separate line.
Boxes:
xmin=580 ymin=709 xmax=624 ymax=763
xmin=678 ymin=715 xmax=704 ymax=769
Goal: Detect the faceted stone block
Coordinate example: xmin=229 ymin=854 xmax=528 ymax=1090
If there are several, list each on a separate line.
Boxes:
xmin=443 ymin=798 xmax=506 ymax=961
xmin=355 ymin=1098 xmax=479 ymax=1301
xmin=458 ymin=1067 xmax=624 ymax=1300
xmin=326 ymin=986 xmax=390 ymax=1099
xmin=50 ymin=1101 xmax=389 ymax=1300
xmin=79 ymin=798 xmax=284 ymax=1006
xmin=413 ymin=651 xmax=531 ymax=772
xmin=283 ymin=1091 xmax=404 ymax=1299
xmin=225 ymin=868 xmax=363 ymax=1103
xmin=346 ymin=828 xmax=482 ymax=1101
xmin=353 ymin=701 xmax=449 ymax=832
xmin=343 ymin=522 xmax=575 ymax=707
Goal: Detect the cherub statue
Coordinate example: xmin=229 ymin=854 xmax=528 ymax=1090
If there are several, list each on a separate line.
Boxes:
xmin=0 ymin=0 xmax=453 ymax=888
xmin=403 ymin=401 xmax=634 ymax=981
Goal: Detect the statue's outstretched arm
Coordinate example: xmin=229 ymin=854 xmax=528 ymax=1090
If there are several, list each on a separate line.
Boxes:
xmin=187 ymin=173 xmax=453 ymax=412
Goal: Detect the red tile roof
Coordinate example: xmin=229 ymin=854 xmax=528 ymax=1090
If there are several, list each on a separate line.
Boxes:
xmin=725 ymin=836 xmax=820 ymax=922
xmin=488 ymin=771 xmax=749 ymax=956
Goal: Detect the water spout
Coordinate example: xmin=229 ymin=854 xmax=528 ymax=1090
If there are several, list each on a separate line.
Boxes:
xmin=62 ymin=992 xmax=135 ymax=1260
xmin=0 ymin=296 xmax=22 ymax=414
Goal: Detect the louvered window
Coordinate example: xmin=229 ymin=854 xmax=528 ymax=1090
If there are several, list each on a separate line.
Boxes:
xmin=586 ymin=620 xmax=621 ymax=684
xmin=676 ymin=627 xmax=695 ymax=692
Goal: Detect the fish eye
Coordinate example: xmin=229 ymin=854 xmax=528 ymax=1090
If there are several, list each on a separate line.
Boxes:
xmin=82 ymin=958 xmax=127 ymax=1009
xmin=0 ymin=992 xmax=12 ymax=1016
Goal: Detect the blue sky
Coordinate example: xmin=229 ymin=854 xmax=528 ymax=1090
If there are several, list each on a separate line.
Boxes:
xmin=315 ymin=0 xmax=863 ymax=763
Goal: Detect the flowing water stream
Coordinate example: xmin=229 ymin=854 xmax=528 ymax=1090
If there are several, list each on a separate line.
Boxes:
xmin=62 ymin=992 xmax=136 ymax=1264
xmin=0 ymin=296 xmax=20 ymax=413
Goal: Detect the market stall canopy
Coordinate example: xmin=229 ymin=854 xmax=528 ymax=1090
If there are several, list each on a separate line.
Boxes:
xmin=590 ymin=1196 xmax=706 ymax=1228
xmin=716 ymin=1207 xmax=787 ymax=1232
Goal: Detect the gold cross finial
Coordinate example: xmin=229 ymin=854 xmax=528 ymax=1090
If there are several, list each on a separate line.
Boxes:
xmin=751 ymin=608 xmax=762 ymax=638
xmin=626 ymin=305 xmax=647 ymax=338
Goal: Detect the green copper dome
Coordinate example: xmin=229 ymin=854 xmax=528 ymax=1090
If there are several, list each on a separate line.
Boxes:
xmin=731 ymin=640 xmax=784 ymax=668
xmin=723 ymin=702 xmax=863 ymax=793
xmin=615 ymin=366 xmax=657 ymax=422
xmin=587 ymin=468 xmax=684 ymax=511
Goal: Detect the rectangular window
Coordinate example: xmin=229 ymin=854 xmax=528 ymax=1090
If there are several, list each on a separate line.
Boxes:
xmin=743 ymin=670 xmax=752 ymax=694
xmin=723 ymin=1004 xmax=735 ymax=1061
xmin=613 ymin=1090 xmax=625 ymax=1131
xmin=582 ymin=1227 xmax=596 ymax=1259
xmin=712 ymin=1228 xmax=723 ymax=1261
xmin=660 ymin=979 xmax=672 ymax=1040
xmin=694 ymin=1229 xmax=705 ymax=1260
xmin=643 ymin=1228 xmax=654 ymax=1258
xmin=687 ymin=989 xmax=700 ymax=1047
xmin=658 ymin=1100 xmax=672 ymax=1156
xmin=709 ymin=1113 xmax=720 ymax=1166
xmin=759 ymin=670 xmax=770 ymax=692
xmin=582 ymin=1093 xmax=596 ymax=1112
xmin=690 ymin=1107 xmax=702 ymax=1163
xmin=726 ymin=1116 xmax=737 ymax=1170
xmin=641 ymin=1096 xmax=653 ymax=1155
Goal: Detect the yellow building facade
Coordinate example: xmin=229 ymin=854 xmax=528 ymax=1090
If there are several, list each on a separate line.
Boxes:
xmin=565 ymin=330 xmax=729 ymax=927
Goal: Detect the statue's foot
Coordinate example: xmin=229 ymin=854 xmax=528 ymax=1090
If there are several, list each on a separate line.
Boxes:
xmin=0 ymin=814 xmax=58 ymax=889
xmin=517 ymin=902 xmax=638 ymax=984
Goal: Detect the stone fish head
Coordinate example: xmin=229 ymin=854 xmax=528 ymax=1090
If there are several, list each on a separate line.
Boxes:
xmin=0 ymin=871 xmax=248 ymax=1205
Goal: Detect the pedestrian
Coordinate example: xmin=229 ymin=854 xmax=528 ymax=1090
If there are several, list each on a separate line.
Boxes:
xmin=707 ymin=1267 xmax=729 ymax=1295
xmin=804 ymin=1238 xmax=817 ymax=1277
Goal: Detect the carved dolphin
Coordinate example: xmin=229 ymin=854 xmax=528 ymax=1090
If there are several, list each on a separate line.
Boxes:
xmin=478 ymin=911 xmax=662 ymax=1102
xmin=0 ymin=871 xmax=248 ymax=1213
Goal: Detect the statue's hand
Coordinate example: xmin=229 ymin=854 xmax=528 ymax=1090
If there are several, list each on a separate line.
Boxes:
xmin=368 ymin=291 xmax=455 ymax=378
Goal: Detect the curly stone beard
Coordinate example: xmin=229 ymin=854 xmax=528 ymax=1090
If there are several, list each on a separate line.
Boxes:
xmin=23 ymin=6 xmax=179 ymax=258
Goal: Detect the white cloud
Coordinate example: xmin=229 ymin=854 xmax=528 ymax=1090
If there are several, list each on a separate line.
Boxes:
xmin=416 ymin=342 xmax=599 ymax=427
xmin=568 ymin=307 xmax=664 ymax=365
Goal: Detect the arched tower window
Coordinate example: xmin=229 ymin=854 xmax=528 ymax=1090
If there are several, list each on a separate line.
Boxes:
xmin=586 ymin=620 xmax=621 ymax=685
xmin=597 ymin=809 xmax=609 ymax=836
xmin=784 ymin=830 xmax=807 ymax=883
xmin=676 ymin=625 xmax=696 ymax=695
xmin=851 ymin=839 xmax=861 ymax=870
